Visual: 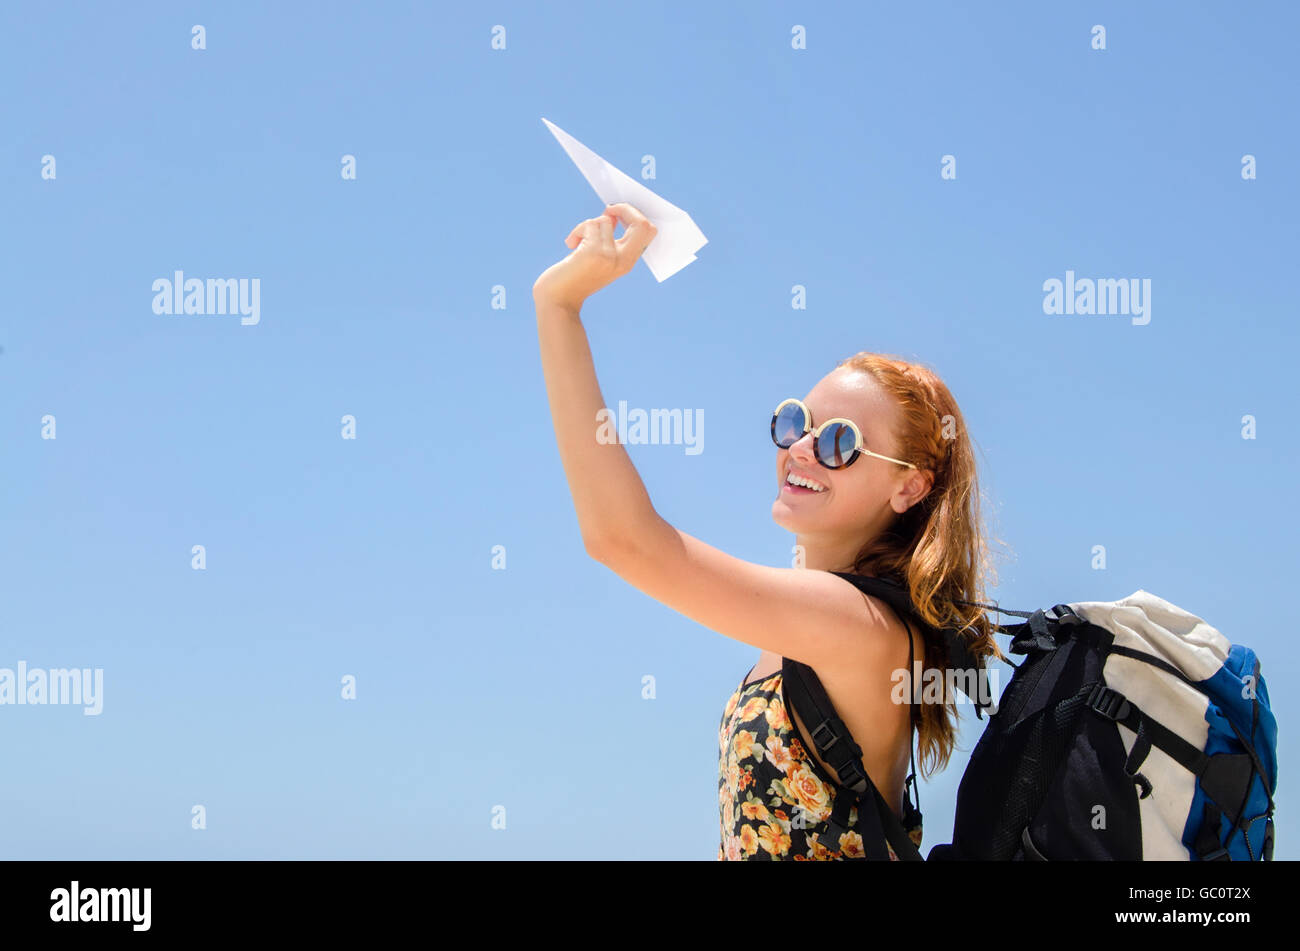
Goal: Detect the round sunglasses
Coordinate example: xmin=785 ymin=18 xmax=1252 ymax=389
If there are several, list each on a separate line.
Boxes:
xmin=770 ymin=397 xmax=918 ymax=471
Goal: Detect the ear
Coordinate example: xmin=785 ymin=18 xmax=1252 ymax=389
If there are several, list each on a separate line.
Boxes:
xmin=890 ymin=468 xmax=935 ymax=515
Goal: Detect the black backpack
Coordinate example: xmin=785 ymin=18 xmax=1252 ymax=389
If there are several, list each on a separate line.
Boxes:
xmin=783 ymin=572 xmax=1278 ymax=861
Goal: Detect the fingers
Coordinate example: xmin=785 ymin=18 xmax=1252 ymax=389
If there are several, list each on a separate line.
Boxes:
xmin=606 ymin=202 xmax=650 ymax=228
xmin=605 ymin=202 xmax=658 ymax=258
xmin=581 ymin=218 xmax=604 ymax=253
xmin=565 ymin=215 xmax=611 ymax=250
xmin=565 ymin=219 xmax=587 ymax=248
xmin=564 ymin=218 xmax=596 ymax=250
xmin=563 ymin=204 xmax=657 ymax=265
xmin=596 ymin=213 xmax=615 ymax=255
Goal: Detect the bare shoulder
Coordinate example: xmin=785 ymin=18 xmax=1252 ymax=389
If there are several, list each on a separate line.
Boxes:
xmin=817 ymin=576 xmax=919 ymax=690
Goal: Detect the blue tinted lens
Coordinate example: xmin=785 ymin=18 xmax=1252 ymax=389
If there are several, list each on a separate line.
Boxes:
xmin=816 ymin=423 xmax=857 ymax=468
xmin=772 ymin=404 xmax=805 ymax=447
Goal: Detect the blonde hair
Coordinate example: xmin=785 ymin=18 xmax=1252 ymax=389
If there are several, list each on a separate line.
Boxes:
xmin=834 ymin=352 xmax=1008 ymax=778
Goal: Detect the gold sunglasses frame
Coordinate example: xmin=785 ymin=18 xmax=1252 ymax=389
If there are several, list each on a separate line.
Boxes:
xmin=771 ymin=397 xmax=918 ymax=470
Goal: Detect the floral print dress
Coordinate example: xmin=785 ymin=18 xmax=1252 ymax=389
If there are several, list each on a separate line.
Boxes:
xmin=717 ymin=668 xmax=923 ymax=860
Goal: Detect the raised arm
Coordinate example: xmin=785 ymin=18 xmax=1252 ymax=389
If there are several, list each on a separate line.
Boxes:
xmin=533 ymin=203 xmax=901 ymax=676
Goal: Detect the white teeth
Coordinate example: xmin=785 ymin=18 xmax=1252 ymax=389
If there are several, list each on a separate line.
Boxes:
xmin=786 ymin=473 xmax=826 ymax=492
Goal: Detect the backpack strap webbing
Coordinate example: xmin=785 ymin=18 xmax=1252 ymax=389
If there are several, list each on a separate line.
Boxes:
xmin=780 ymin=571 xmax=935 ymax=861
xmin=783 ymin=656 xmax=921 ymax=861
xmin=1086 ymin=681 xmax=1266 ymax=861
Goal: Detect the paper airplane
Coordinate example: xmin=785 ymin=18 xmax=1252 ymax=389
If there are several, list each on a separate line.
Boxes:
xmin=541 ymin=117 xmax=707 ymax=282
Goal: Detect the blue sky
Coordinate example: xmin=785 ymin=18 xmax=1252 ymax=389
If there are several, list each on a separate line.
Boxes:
xmin=0 ymin=1 xmax=1293 ymax=859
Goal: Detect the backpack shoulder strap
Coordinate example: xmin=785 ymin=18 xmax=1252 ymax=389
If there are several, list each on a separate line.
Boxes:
xmin=781 ymin=570 xmax=932 ymax=861
xmin=782 ymin=657 xmax=897 ymax=859
xmin=831 ymin=571 xmax=994 ymax=717
xmin=782 ymin=656 xmax=921 ymax=860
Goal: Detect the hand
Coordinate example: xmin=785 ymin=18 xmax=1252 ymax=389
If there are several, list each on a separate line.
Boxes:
xmin=532 ymin=202 xmax=658 ymax=313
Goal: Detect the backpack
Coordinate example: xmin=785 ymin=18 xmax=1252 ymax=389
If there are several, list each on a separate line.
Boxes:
xmin=783 ymin=572 xmax=1278 ymax=861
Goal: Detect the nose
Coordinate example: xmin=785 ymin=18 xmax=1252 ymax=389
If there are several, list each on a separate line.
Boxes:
xmin=786 ymin=432 xmax=817 ymax=465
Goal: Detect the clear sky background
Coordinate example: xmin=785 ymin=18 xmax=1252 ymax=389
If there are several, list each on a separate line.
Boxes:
xmin=1 ymin=1 xmax=1294 ymax=859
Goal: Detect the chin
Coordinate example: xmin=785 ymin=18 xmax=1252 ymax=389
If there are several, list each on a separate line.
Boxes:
xmin=771 ymin=501 xmax=811 ymax=534
xmin=773 ymin=496 xmax=840 ymax=533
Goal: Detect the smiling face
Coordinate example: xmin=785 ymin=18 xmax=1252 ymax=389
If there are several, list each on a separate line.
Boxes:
xmin=772 ymin=368 xmax=934 ymax=571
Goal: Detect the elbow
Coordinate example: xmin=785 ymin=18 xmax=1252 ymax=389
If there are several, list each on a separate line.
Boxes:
xmin=583 ymin=531 xmax=617 ymax=564
xmin=584 ymin=511 xmax=661 ymax=566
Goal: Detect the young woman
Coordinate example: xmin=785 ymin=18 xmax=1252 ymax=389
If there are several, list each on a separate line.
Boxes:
xmin=533 ymin=202 xmax=1003 ymax=860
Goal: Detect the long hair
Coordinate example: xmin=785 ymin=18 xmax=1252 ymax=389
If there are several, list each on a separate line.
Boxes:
xmin=835 ymin=352 xmax=1008 ymax=778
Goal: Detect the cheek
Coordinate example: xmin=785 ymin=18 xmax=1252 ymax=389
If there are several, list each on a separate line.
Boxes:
xmin=830 ymin=474 xmax=891 ymax=517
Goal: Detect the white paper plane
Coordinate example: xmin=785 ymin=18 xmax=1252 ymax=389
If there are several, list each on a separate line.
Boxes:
xmin=541 ymin=117 xmax=707 ymax=282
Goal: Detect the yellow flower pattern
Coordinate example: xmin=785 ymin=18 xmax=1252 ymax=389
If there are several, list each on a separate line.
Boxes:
xmin=717 ymin=670 xmax=923 ymax=861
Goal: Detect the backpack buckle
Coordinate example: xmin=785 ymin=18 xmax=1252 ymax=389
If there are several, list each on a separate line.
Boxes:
xmin=1087 ymin=683 xmax=1131 ymax=722
xmin=810 ymin=717 xmax=862 ymax=760
xmin=1050 ymin=604 xmax=1083 ymax=626
xmin=821 ymin=818 xmax=849 ymax=847
xmin=810 ymin=720 xmax=841 ymax=752
xmin=835 ymin=758 xmax=869 ymax=795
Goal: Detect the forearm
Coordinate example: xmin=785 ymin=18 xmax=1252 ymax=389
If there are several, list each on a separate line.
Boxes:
xmin=535 ymin=297 xmax=660 ymax=551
